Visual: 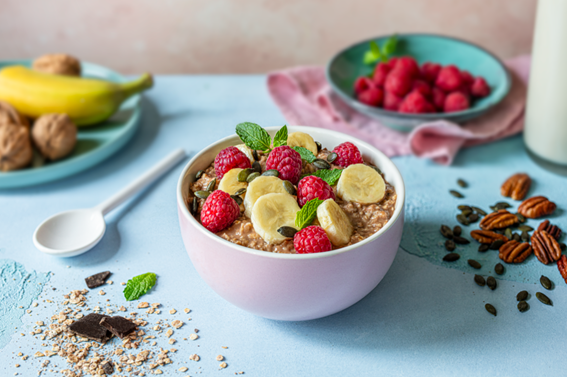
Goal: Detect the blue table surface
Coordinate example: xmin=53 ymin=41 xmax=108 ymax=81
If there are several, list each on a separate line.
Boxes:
xmin=1 ymin=75 xmax=566 ymax=377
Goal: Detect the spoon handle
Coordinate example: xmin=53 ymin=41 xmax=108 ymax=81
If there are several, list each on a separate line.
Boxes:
xmin=95 ymin=148 xmax=186 ymax=215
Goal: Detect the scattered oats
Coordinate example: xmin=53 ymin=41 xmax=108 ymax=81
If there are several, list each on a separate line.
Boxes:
xmin=179 ymin=367 xmax=188 ymax=372
xmin=170 ymin=348 xmax=177 ymax=352
xmin=169 ymin=309 xmax=176 ymax=315
xmin=189 ymin=334 xmax=199 ymax=341
xmin=20 ymin=333 xmax=24 ymax=336
xmin=93 ymin=306 xmax=101 ymax=311
xmin=74 ymin=313 xmax=83 ymax=319
xmin=32 ymin=302 xmax=38 ymax=307
xmin=168 ymin=338 xmax=176 ymax=345
xmin=15 ymin=364 xmax=20 ymax=367
xmin=115 ymin=349 xmax=124 ymax=356
xmin=34 ymin=352 xmax=45 ymax=357
xmin=151 ymin=341 xmax=157 ymax=346
xmin=220 ymin=362 xmax=227 ymax=369
xmin=222 ymin=346 xmax=228 ymax=349
xmin=21 ymin=356 xmax=28 ymax=361
xmin=26 ymin=310 xmax=31 ymax=314
xmin=155 ymin=309 xmax=161 ymax=314
xmin=153 ymin=325 xmax=161 ymax=331
xmin=184 ymin=308 xmax=191 ymax=314
xmin=17 ymin=352 xmax=22 ymax=356
xmin=98 ymin=290 xmax=106 ymax=296
xmin=118 ymin=306 xmax=126 ymax=312
xmin=151 ymin=303 xmax=160 ymax=308
xmin=121 ymin=282 xmax=126 ymax=285
xmin=107 ymin=280 xmax=113 ymax=285
xmin=138 ymin=302 xmax=149 ymax=309
xmin=36 ymin=321 xmax=44 ymax=326
xmin=154 ymin=369 xmax=163 ymax=374
xmin=106 ymin=309 xmax=113 ymax=314
xmin=216 ymin=355 xmax=224 ymax=361
xmin=189 ymin=354 xmax=200 ymax=362
xmin=171 ymin=320 xmax=183 ymax=329
xmin=166 ymin=329 xmax=173 ymax=338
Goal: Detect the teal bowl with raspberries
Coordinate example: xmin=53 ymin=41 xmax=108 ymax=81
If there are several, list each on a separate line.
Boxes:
xmin=326 ymin=33 xmax=511 ymax=131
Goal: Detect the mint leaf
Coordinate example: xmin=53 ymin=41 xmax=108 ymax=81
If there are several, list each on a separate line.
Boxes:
xmin=295 ymin=198 xmax=324 ymax=229
xmin=292 ymin=146 xmax=316 ymax=163
xmin=370 ymin=40 xmax=381 ymax=58
xmin=123 ymin=272 xmax=157 ymax=301
xmin=381 ymin=34 xmax=398 ymax=60
xmin=273 ymin=125 xmax=288 ymax=147
xmin=363 ymin=50 xmax=379 ymax=65
xmin=303 ymin=169 xmax=343 ymax=186
xmin=236 ymin=122 xmax=272 ymax=152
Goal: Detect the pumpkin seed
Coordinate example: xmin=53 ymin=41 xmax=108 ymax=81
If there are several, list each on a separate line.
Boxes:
xmin=233 ymin=188 xmax=247 ymax=196
xmin=495 ymin=263 xmax=505 ymax=275
xmin=370 ymin=165 xmax=382 ymax=174
xmin=456 ymin=214 xmax=469 ymax=226
xmin=536 ymin=292 xmax=552 ymax=306
xmin=517 ymin=301 xmax=529 ymax=313
xmin=457 ymin=178 xmax=468 ymax=188
xmin=468 ymin=259 xmax=482 ymax=269
xmin=440 ymin=225 xmax=453 ymax=239
xmin=478 ymin=244 xmax=489 ymax=252
xmin=277 ymin=226 xmax=298 ymax=238
xmin=449 ymin=190 xmax=464 ymax=198
xmin=521 ymin=230 xmax=529 ymax=242
xmin=487 ymin=276 xmax=497 ymax=290
xmin=283 ymin=180 xmax=296 ymax=196
xmin=195 ymin=170 xmax=204 ymax=180
xmin=231 ymin=195 xmax=243 ymax=205
xmin=315 ymin=141 xmax=322 ymax=153
xmin=252 ymin=161 xmax=262 ymax=173
xmin=445 ymin=239 xmax=456 ymax=252
xmin=262 ymin=169 xmax=279 ymax=177
xmin=516 ymin=290 xmax=528 ymax=301
xmin=468 ymin=213 xmax=479 ymax=222
xmin=246 ymin=172 xmax=260 ymax=183
xmin=237 ymin=169 xmax=251 ymax=182
xmin=195 ymin=190 xmax=210 ymax=199
xmin=453 ymin=236 xmax=470 ymax=245
xmin=474 ymin=275 xmax=486 ymax=287
xmin=443 ymin=253 xmax=460 ymax=262
xmin=513 ymin=233 xmax=521 ymax=242
xmin=518 ymin=225 xmax=533 ymax=232
xmin=485 ymin=303 xmax=497 ymax=316
xmin=461 ymin=209 xmax=472 ymax=217
xmin=490 ymin=239 xmax=505 ymax=250
xmin=327 ymin=153 xmax=337 ymax=163
xmin=453 ymin=225 xmax=462 ymax=237
xmin=560 ymin=242 xmax=567 ymax=251
xmin=458 ymin=205 xmax=472 ymax=212
xmin=490 ymin=205 xmax=498 ymax=212
xmin=540 ymin=275 xmax=552 ymax=290
xmin=516 ymin=212 xmax=526 ymax=223
xmin=253 ymin=149 xmax=259 ymax=161
xmin=471 ymin=206 xmax=487 ymax=216
xmin=495 ymin=201 xmax=511 ymax=209
xmin=206 ymin=178 xmax=216 ymax=192
xmin=313 ymin=159 xmax=331 ymax=169
xmin=504 ymin=228 xmax=512 ymax=239
xmin=191 ymin=197 xmax=198 ymax=215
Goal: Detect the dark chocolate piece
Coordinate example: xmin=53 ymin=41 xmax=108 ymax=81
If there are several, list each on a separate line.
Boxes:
xmin=67 ymin=313 xmax=111 ymax=342
xmin=100 ymin=316 xmax=137 ymax=339
xmin=101 ymin=361 xmax=114 ymax=375
xmin=85 ymin=271 xmax=111 ymax=289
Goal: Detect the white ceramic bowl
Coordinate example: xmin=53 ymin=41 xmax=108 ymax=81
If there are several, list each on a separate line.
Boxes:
xmin=177 ymin=126 xmax=405 ymax=321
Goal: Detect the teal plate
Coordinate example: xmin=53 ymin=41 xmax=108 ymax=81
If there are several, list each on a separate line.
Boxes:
xmin=326 ymin=34 xmax=511 ymax=131
xmin=0 ymin=60 xmax=141 ymax=189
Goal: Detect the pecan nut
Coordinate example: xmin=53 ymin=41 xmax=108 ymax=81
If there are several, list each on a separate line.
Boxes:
xmin=517 ymin=196 xmax=556 ymax=219
xmin=531 ymin=230 xmax=562 ymax=265
xmin=501 ymin=173 xmax=531 ymax=201
xmin=537 ymin=220 xmax=562 ymax=240
xmin=479 ymin=209 xmax=519 ymax=230
xmin=499 ymin=240 xmax=532 ymax=263
xmin=557 ymin=255 xmax=567 ymax=285
xmin=470 ymin=230 xmax=508 ymax=244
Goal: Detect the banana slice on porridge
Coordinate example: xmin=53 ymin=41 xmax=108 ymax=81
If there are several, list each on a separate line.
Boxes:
xmin=316 ymin=199 xmax=353 ymax=247
xmin=243 ymin=176 xmax=288 ymax=218
xmin=218 ymin=168 xmax=248 ymax=197
xmin=336 ymin=164 xmax=385 ymax=204
xmin=286 ymin=131 xmax=318 ymax=155
xmin=235 ymin=144 xmax=255 ymax=163
xmin=251 ymin=193 xmax=300 ymax=244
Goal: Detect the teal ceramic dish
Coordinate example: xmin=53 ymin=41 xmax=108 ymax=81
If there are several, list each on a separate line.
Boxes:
xmin=0 ymin=60 xmax=142 ymax=189
xmin=326 ymin=34 xmax=511 ymax=131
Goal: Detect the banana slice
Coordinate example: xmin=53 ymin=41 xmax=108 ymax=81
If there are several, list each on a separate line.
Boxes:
xmin=287 ymin=131 xmax=318 ymax=155
xmin=316 ymin=199 xmax=353 ymax=247
xmin=235 ymin=144 xmax=255 ymax=163
xmin=336 ymin=164 xmax=385 ymax=204
xmin=243 ymin=176 xmax=288 ymax=218
xmin=218 ymin=168 xmax=248 ymax=196
xmin=251 ymin=193 xmax=300 ymax=244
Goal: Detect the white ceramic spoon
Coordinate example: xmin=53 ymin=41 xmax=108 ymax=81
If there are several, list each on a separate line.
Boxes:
xmin=33 ymin=148 xmax=186 ymax=257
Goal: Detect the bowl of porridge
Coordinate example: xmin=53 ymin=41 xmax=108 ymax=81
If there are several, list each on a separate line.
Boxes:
xmin=177 ymin=124 xmax=405 ymax=321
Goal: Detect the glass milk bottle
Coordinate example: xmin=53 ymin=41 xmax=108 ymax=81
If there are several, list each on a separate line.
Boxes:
xmin=524 ymin=0 xmax=567 ymax=165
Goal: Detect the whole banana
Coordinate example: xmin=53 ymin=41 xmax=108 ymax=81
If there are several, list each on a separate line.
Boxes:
xmin=0 ymin=65 xmax=153 ymax=126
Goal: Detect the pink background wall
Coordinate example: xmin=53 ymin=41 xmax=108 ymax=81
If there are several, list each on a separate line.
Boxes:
xmin=0 ymin=0 xmax=536 ymax=74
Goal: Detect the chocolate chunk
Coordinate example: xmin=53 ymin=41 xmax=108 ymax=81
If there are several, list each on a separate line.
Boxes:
xmin=85 ymin=271 xmax=111 ymax=289
xmin=101 ymin=361 xmax=114 ymax=375
xmin=100 ymin=316 xmax=137 ymax=339
xmin=68 ymin=313 xmax=111 ymax=342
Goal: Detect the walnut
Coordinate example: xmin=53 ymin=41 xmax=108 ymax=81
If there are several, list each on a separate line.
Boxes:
xmin=0 ymin=101 xmax=29 ymax=128
xmin=32 ymin=54 xmax=81 ymax=76
xmin=0 ymin=122 xmax=33 ymax=171
xmin=32 ymin=114 xmax=77 ymax=160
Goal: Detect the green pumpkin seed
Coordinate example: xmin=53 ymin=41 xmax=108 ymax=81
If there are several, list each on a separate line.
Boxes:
xmin=517 ymin=301 xmax=529 ymax=312
xmin=191 ymin=196 xmax=198 ymax=215
xmin=560 ymin=242 xmax=567 ymax=251
xmin=237 ymin=169 xmax=252 ymax=182
xmin=206 ymin=178 xmax=216 ymax=192
xmin=495 ymin=263 xmax=505 ymax=275
xmin=518 ymin=225 xmax=533 ymax=232
xmin=495 ymin=201 xmax=512 ymax=209
xmin=461 ymin=209 xmax=472 ymax=217
xmin=490 ymin=239 xmax=505 ymax=250
xmin=246 ymin=172 xmax=260 ymax=183
xmin=440 ymin=225 xmax=453 ymax=239
xmin=536 ymin=292 xmax=552 ymax=306
xmin=195 ymin=170 xmax=204 ymax=180
xmin=327 ymin=153 xmax=337 ymax=163
xmin=478 ymin=244 xmax=489 ymax=252
xmin=521 ymin=230 xmax=529 ymax=242
xmin=445 ymin=239 xmax=456 ymax=252
xmin=485 ymin=303 xmax=497 ymax=316
xmin=195 ymin=190 xmax=210 ymax=199
xmin=453 ymin=236 xmax=470 ymax=245
xmin=231 ymin=195 xmax=243 ymax=205
xmin=474 ymin=275 xmax=486 ymax=287
xmin=540 ymin=275 xmax=552 ymax=290
xmin=456 ymin=214 xmax=469 ymax=226
xmin=315 ymin=141 xmax=322 ymax=153
xmin=449 ymin=190 xmax=464 ymax=198
xmin=458 ymin=205 xmax=472 ymax=212
xmin=468 ymin=213 xmax=479 ymax=222
xmin=487 ymin=276 xmax=497 ymax=290
xmin=262 ymin=169 xmax=279 ymax=177
xmin=513 ymin=233 xmax=521 ymax=242
xmin=369 ymin=165 xmax=382 ymax=174
xmin=283 ymin=180 xmax=296 ymax=196
xmin=253 ymin=149 xmax=259 ymax=161
xmin=471 ymin=206 xmax=487 ymax=216
xmin=490 ymin=205 xmax=498 ymax=212
xmin=516 ymin=212 xmax=526 ymax=223
xmin=233 ymin=188 xmax=247 ymax=196
xmin=313 ymin=159 xmax=331 ymax=170
xmin=516 ymin=290 xmax=528 ymax=301
xmin=504 ymin=228 xmax=513 ymax=240
xmin=443 ymin=253 xmax=460 ymax=262
xmin=468 ymin=259 xmax=482 ymax=269
xmin=252 ymin=161 xmax=262 ymax=173
xmin=453 ymin=226 xmax=462 ymax=237
xmin=457 ymin=178 xmax=468 ymax=188
xmin=277 ymin=226 xmax=298 ymax=238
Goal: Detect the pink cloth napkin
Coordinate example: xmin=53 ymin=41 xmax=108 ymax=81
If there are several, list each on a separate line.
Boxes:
xmin=267 ymin=55 xmax=530 ymax=165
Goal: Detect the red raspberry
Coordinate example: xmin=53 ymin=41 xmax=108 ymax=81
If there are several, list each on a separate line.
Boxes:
xmin=297 ymin=176 xmax=335 ymax=207
xmin=266 ymin=146 xmax=302 ymax=184
xmin=384 ymin=68 xmax=413 ymax=97
xmin=357 ymin=87 xmax=383 ymax=107
xmin=383 ymin=91 xmax=404 ymax=111
xmin=394 ymin=56 xmax=420 ymax=79
xmin=214 ymin=146 xmax=252 ymax=179
xmin=460 ymin=70 xmax=474 ymax=87
xmin=421 ymin=62 xmax=441 ymax=84
xmin=372 ymin=62 xmax=391 ymax=86
xmin=471 ymin=77 xmax=491 ymax=98
xmin=435 ymin=65 xmax=463 ymax=92
xmin=444 ymin=92 xmax=470 ymax=112
xmin=412 ymin=80 xmax=432 ymax=99
xmin=432 ymin=87 xmax=446 ymax=111
xmin=200 ymin=190 xmax=240 ymax=233
xmin=385 ymin=57 xmax=398 ymax=70
xmin=332 ymin=141 xmax=364 ymax=167
xmin=353 ymin=76 xmax=374 ymax=95
xmin=294 ymin=226 xmax=332 ymax=254
xmin=399 ymin=91 xmax=435 ymax=114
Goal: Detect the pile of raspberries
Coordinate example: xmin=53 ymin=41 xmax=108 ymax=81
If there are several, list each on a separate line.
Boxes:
xmin=353 ymin=56 xmax=491 ymax=113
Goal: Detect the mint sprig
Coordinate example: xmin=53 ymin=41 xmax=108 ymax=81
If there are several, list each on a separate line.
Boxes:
xmin=273 ymin=125 xmax=288 ymax=147
xmin=292 ymin=146 xmax=316 ymax=163
xmin=123 ymin=272 xmax=157 ymax=301
xmin=303 ymin=169 xmax=343 ymax=186
xmin=295 ymin=198 xmax=324 ymax=229
xmin=363 ymin=34 xmax=398 ymax=66
xmin=236 ymin=123 xmax=288 ymax=153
